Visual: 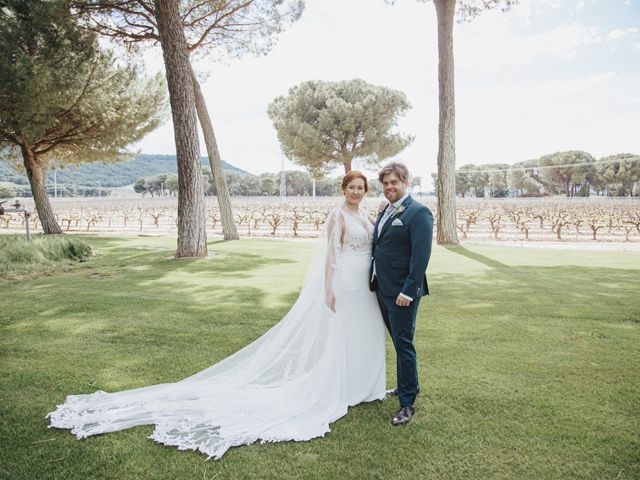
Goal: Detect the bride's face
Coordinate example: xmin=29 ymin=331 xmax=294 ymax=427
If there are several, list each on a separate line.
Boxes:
xmin=343 ymin=178 xmax=366 ymax=207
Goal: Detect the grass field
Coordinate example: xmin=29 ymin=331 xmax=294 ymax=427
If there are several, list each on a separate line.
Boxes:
xmin=1 ymin=236 xmax=639 ymax=479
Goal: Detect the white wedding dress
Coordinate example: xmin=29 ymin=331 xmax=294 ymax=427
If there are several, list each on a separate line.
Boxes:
xmin=47 ymin=206 xmax=386 ymax=460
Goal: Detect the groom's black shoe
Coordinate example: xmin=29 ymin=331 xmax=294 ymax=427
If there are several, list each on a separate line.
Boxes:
xmin=391 ymin=405 xmax=415 ymax=426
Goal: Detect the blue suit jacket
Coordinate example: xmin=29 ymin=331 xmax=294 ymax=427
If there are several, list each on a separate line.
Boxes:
xmin=370 ymin=195 xmax=433 ymax=305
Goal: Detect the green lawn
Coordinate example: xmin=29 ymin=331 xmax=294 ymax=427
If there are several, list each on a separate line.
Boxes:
xmin=1 ymin=236 xmax=639 ymax=479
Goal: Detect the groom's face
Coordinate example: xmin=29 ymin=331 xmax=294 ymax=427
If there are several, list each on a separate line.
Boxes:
xmin=382 ymin=173 xmax=408 ymax=204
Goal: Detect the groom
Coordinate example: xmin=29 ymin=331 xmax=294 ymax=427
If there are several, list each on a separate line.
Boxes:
xmin=370 ymin=162 xmax=433 ymax=426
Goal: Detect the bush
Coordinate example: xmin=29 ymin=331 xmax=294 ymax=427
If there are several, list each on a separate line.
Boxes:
xmin=0 ymin=234 xmax=92 ymax=277
xmin=0 ymin=184 xmax=17 ymax=198
xmin=519 ymin=192 xmax=551 ymax=198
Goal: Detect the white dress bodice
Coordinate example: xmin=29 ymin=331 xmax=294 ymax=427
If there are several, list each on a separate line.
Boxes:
xmin=327 ymin=206 xmax=373 ymax=259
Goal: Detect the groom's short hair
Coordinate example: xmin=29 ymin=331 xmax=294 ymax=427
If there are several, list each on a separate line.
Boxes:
xmin=378 ymin=162 xmax=410 ymax=184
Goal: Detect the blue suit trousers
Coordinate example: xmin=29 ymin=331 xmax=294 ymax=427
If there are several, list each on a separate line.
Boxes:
xmin=376 ymin=291 xmax=421 ymax=408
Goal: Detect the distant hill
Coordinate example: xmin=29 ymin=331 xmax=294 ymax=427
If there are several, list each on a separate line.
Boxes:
xmin=0 ymin=154 xmax=249 ymax=188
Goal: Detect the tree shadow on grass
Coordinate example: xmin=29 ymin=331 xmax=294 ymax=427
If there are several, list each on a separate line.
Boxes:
xmin=1 ymin=236 xmax=308 ymax=397
xmin=443 ymin=245 xmax=510 ymax=270
xmin=425 ymin=246 xmax=640 ymax=327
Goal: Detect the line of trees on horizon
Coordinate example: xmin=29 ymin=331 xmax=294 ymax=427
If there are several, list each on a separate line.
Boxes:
xmin=431 ymin=151 xmax=640 ymax=198
xmin=132 ymin=169 xmax=386 ymax=198
xmin=0 ymin=183 xmax=109 ymax=199
xmin=5 ymin=149 xmax=638 ymax=200
xmin=131 ymin=150 xmax=639 ymax=199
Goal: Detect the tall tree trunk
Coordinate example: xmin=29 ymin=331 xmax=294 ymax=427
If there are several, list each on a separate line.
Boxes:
xmin=21 ymin=144 xmax=62 ymax=234
xmin=190 ymin=70 xmax=239 ymax=240
xmin=342 ymin=156 xmax=353 ymax=174
xmin=155 ymin=0 xmax=207 ymax=257
xmin=434 ymin=0 xmax=459 ymax=245
xmin=340 ymin=144 xmax=353 ymax=174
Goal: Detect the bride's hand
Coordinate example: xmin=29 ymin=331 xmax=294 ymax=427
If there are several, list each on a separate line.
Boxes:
xmin=377 ymin=201 xmax=388 ymax=214
xmin=326 ymin=289 xmax=336 ymax=313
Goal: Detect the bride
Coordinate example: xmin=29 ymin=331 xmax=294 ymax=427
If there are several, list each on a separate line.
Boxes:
xmin=47 ymin=171 xmax=387 ymax=460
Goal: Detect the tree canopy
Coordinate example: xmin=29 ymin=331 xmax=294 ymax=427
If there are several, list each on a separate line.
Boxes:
xmin=0 ymin=0 xmax=167 ymax=233
xmin=507 ymin=158 xmax=542 ymax=196
xmin=1 ymin=52 xmax=166 ymax=167
xmin=594 ymin=154 xmax=640 ymax=197
xmin=539 ymin=151 xmax=595 ymax=197
xmin=268 ymin=79 xmax=413 ymax=175
xmin=0 ymin=1 xmax=167 ymax=167
xmin=74 ymin=0 xmax=304 ymax=60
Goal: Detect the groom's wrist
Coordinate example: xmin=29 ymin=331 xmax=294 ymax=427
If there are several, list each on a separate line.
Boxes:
xmin=398 ymin=292 xmax=413 ymax=302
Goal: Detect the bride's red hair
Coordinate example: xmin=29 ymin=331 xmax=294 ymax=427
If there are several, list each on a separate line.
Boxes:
xmin=341 ymin=171 xmax=369 ymax=192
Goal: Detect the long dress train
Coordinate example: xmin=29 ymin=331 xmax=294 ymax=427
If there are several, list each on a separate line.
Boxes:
xmin=47 ymin=206 xmax=386 ymax=459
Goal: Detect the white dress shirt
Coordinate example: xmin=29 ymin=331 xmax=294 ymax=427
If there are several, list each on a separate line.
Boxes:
xmin=377 ymin=192 xmax=410 ymax=236
xmin=375 ymin=193 xmax=413 ymax=302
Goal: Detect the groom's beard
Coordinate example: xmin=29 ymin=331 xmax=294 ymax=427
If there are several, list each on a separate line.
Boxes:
xmin=383 ymin=188 xmax=407 ymax=203
xmin=384 ymin=190 xmax=404 ymax=203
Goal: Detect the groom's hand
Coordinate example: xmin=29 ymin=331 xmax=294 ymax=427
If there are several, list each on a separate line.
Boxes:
xmin=395 ymin=294 xmax=411 ymax=307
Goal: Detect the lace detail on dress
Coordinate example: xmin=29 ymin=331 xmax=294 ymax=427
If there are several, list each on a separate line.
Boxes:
xmin=340 ymin=212 xmax=372 ymax=253
xmin=328 ymin=206 xmax=373 ymax=255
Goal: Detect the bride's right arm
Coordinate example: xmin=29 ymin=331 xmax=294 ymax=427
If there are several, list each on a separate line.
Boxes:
xmin=324 ymin=209 xmax=341 ymax=313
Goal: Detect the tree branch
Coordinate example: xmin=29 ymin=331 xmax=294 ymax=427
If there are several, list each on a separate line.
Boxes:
xmin=182 ymin=0 xmax=211 ymax=23
xmin=187 ymin=0 xmax=256 ymax=51
xmin=56 ymin=61 xmax=99 ymax=122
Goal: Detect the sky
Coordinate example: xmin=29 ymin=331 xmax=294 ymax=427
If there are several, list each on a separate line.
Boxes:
xmin=133 ymin=0 xmax=640 ymax=184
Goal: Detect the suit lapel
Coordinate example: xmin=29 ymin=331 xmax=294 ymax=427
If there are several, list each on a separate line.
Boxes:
xmin=374 ymin=206 xmax=388 ymax=243
xmin=402 ymin=195 xmax=414 ymax=209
